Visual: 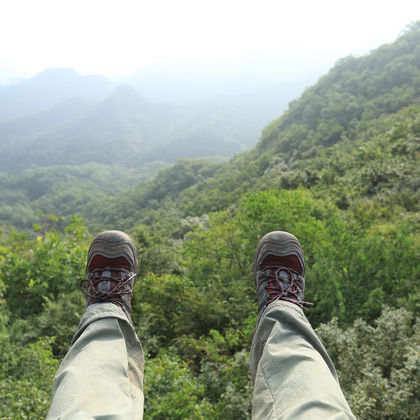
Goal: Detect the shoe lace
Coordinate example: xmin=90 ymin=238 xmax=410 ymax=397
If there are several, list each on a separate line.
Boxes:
xmin=79 ymin=268 xmax=136 ymax=307
xmin=257 ymin=265 xmax=313 ymax=311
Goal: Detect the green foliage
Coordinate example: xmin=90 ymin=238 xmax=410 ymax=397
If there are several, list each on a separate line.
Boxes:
xmin=0 ymin=335 xmax=59 ymax=419
xmin=316 ymin=306 xmax=420 ymax=419
xmin=35 ymin=290 xmax=85 ymax=357
xmin=199 ymin=349 xmax=252 ymax=419
xmin=89 ymin=158 xmax=220 ymax=231
xmin=132 ymin=223 xmax=183 ymax=277
xmin=0 ymin=216 xmax=89 ymax=319
xmin=174 ymin=331 xmax=253 ymax=419
xmin=0 ymin=162 xmax=166 ymax=229
xmin=182 ymin=189 xmax=419 ymax=326
xmin=134 ymin=184 xmax=417 ymax=418
xmin=144 ymin=350 xmax=216 ymax=419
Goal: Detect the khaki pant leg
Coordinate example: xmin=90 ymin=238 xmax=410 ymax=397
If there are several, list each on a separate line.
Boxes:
xmin=250 ymin=301 xmax=355 ymax=420
xmin=47 ymin=303 xmax=144 ymax=420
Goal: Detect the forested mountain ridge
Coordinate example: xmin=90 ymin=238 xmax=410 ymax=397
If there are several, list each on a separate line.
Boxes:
xmin=0 ymin=71 xmax=295 ymax=227
xmin=1 ymin=23 xmax=419 ymax=419
xmin=0 ymin=71 xmax=293 ymax=172
xmin=258 ymin=23 xmax=420 ymax=154
xmin=90 ymin=22 xmax=420 ymax=231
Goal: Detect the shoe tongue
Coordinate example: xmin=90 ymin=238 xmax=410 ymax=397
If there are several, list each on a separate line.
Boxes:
xmin=261 ymin=255 xmax=302 ymax=274
xmin=89 ymin=255 xmax=131 ymax=271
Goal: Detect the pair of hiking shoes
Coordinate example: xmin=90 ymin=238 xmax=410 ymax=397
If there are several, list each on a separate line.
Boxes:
xmin=80 ymin=230 xmax=311 ymax=319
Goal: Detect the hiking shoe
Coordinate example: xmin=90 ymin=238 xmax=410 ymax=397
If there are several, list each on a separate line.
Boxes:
xmin=253 ymin=231 xmax=312 ymax=314
xmin=80 ymin=230 xmax=139 ymax=320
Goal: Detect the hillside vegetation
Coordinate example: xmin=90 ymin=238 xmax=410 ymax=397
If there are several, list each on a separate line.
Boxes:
xmin=0 ymin=23 xmax=419 ymax=419
xmin=0 ymin=71 xmax=295 ymax=229
xmin=88 ymin=23 xmax=419 ymax=232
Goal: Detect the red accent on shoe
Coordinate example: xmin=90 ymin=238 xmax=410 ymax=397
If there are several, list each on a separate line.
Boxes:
xmin=261 ymin=255 xmax=302 ymax=274
xmin=89 ymin=255 xmax=131 ymax=271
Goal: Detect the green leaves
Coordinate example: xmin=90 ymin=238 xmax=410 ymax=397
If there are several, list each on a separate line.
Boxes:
xmin=1 ymin=183 xmax=419 ymax=419
xmin=0 ymin=216 xmax=89 ymax=319
xmin=144 ymin=351 xmax=216 ymax=419
xmin=0 ymin=336 xmax=59 ymax=419
xmin=316 ymin=306 xmax=420 ymax=419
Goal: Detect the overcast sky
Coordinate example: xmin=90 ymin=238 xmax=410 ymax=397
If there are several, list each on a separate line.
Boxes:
xmin=0 ymin=0 xmax=419 ymax=84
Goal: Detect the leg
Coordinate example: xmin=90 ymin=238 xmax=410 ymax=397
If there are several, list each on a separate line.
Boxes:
xmin=250 ymin=231 xmax=355 ymax=419
xmin=48 ymin=230 xmax=144 ymax=419
xmin=250 ymin=301 xmax=354 ymax=419
xmin=47 ymin=303 xmax=144 ymax=420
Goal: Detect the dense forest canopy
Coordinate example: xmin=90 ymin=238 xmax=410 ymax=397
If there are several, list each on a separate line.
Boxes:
xmin=0 ymin=22 xmax=419 ymax=419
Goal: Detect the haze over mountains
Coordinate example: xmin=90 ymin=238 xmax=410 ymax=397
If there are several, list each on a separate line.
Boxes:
xmin=0 ymin=65 xmax=310 ymax=227
xmin=0 ymin=68 xmax=114 ymax=123
xmin=124 ymin=59 xmax=317 ymax=103
xmin=0 ymin=67 xmax=306 ymax=173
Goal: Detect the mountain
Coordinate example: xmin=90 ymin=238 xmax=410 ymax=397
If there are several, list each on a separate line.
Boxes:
xmin=87 ymin=22 xmax=420 ymax=230
xmin=0 ymin=81 xmax=293 ymax=173
xmin=0 ymin=96 xmax=96 ymax=143
xmin=0 ymin=68 xmax=115 ymax=123
xmin=0 ymin=69 xmax=297 ymax=227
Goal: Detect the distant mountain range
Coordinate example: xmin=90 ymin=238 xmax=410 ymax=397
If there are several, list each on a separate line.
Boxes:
xmin=0 ymin=68 xmax=305 ymax=172
xmin=0 ymin=68 xmax=115 ymax=123
xmin=0 ymin=22 xmax=419 ymax=230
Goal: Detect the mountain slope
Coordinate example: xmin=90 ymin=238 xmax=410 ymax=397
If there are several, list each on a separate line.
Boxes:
xmin=0 ymin=68 xmax=115 ymax=123
xmin=0 ymin=80 xmax=292 ymax=172
xmin=258 ymin=24 xmax=420 ymax=155
xmin=0 ymin=72 xmax=295 ymax=227
xmin=87 ymin=22 xmax=420 ymax=230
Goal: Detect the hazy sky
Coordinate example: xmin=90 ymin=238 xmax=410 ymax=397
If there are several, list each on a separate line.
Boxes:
xmin=0 ymin=0 xmax=419 ymax=84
